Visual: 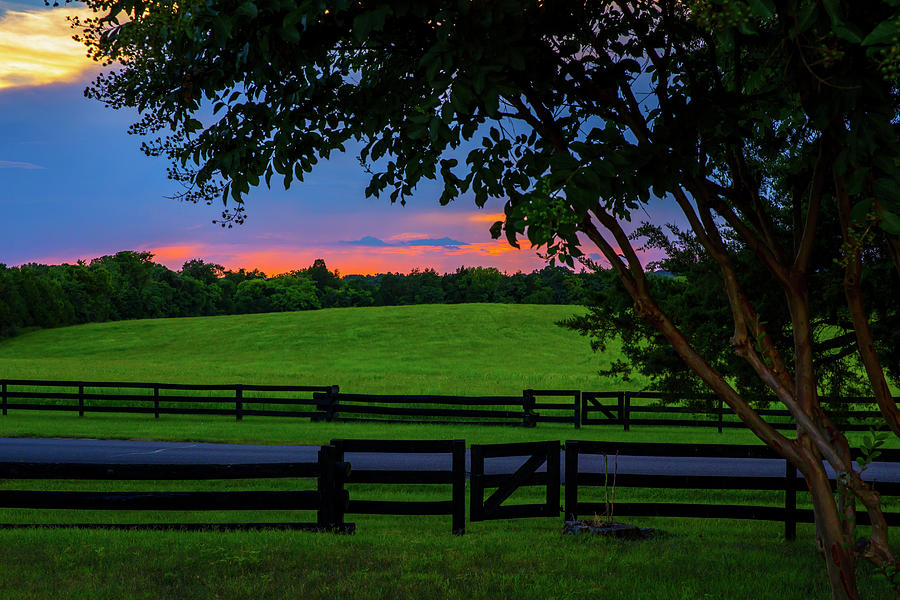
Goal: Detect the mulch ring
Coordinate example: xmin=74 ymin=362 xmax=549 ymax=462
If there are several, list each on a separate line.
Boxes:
xmin=563 ymin=520 xmax=655 ymax=540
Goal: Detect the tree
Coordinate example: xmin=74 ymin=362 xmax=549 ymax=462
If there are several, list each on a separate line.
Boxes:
xmin=0 ymin=266 xmax=28 ymax=337
xmin=180 ymin=259 xmax=225 ymax=286
xmin=563 ymin=222 xmax=898 ymax=409
xmin=76 ymin=1 xmax=900 ymax=597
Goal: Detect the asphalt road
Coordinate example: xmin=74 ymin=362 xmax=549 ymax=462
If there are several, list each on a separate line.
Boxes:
xmin=3 ymin=437 xmax=900 ymax=483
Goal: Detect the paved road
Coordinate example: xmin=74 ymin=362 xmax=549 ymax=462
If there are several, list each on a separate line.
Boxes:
xmin=3 ymin=437 xmax=900 ymax=483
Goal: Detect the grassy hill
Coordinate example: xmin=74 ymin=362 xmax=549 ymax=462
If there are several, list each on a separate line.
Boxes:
xmin=0 ymin=304 xmax=644 ymax=394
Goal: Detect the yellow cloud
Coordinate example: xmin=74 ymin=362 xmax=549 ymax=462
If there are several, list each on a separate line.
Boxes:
xmin=0 ymin=6 xmax=99 ymax=90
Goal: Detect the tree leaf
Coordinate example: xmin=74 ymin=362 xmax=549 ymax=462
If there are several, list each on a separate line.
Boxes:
xmin=862 ymin=20 xmax=900 ymax=47
xmin=878 ymin=209 xmax=900 ymax=235
xmin=821 ymin=0 xmax=841 ymax=25
xmin=874 ymin=178 xmax=900 ymax=207
xmin=849 ymin=198 xmax=874 ymax=224
xmin=833 ymin=23 xmax=862 ymax=44
xmin=747 ymin=0 xmax=775 ymax=19
xmin=235 ymin=2 xmax=257 ymax=19
xmin=353 ymin=6 xmax=392 ymax=43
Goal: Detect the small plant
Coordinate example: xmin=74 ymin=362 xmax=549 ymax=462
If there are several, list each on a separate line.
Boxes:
xmin=603 ymin=451 xmax=619 ymax=525
xmin=857 ymin=430 xmax=889 ymax=473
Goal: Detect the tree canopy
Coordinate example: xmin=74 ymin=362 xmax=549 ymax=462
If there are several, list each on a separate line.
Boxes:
xmin=562 ymin=220 xmax=899 ymax=407
xmin=0 ymin=253 xmax=599 ymax=338
xmin=74 ymin=1 xmax=900 ymax=597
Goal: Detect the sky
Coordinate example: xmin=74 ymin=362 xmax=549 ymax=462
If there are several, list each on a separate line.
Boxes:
xmin=0 ymin=1 xmax=675 ymax=276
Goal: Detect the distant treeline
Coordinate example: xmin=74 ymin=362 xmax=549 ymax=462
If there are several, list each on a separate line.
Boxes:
xmin=0 ymin=251 xmax=609 ymax=339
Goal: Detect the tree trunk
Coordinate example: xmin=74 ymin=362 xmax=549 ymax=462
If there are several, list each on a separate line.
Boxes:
xmin=804 ymin=457 xmax=860 ymax=600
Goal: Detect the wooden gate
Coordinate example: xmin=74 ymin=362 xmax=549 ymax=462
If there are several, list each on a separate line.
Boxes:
xmin=469 ymin=441 xmax=560 ymax=521
xmin=581 ymin=391 xmax=628 ymax=429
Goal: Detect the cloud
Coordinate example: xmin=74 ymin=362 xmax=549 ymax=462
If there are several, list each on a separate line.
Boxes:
xmin=386 ymin=232 xmax=431 ymax=242
xmin=404 ymin=237 xmax=466 ymax=247
xmin=443 ymin=239 xmax=527 ymax=257
xmin=0 ymin=6 xmax=100 ymax=90
xmin=341 ymin=235 xmax=466 ymax=248
xmin=408 ymin=210 xmax=505 ymax=228
xmin=0 ymin=160 xmax=43 ymax=169
xmin=339 ymin=236 xmax=394 ymax=246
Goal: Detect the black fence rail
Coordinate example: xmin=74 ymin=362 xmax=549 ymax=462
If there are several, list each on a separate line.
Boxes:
xmin=330 ymin=438 xmax=466 ymax=535
xmin=317 ymin=393 xmax=531 ymax=426
xmin=0 ymin=380 xmax=338 ymax=421
xmin=526 ymin=390 xmax=581 ymax=428
xmin=0 ymin=445 xmax=352 ymax=532
xmin=2 ymin=379 xmax=896 ymax=431
xmin=470 ymin=441 xmax=560 ymax=521
xmin=581 ymin=392 xmax=898 ymax=432
xmin=563 ymin=440 xmax=900 ymax=540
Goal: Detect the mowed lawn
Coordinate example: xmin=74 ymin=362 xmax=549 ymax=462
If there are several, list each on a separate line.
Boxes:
xmin=0 ymin=304 xmax=897 ymax=599
xmin=0 ymin=304 xmax=639 ymax=394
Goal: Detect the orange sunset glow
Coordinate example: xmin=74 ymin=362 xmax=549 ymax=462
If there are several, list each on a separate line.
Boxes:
xmin=144 ymin=237 xmax=552 ymax=276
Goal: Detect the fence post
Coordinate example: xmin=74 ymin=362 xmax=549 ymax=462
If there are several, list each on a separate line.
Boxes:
xmin=717 ymin=397 xmax=724 ymax=434
xmin=326 ymin=440 xmax=350 ymax=531
xmin=785 ymin=459 xmax=797 ymax=541
xmin=78 ymin=384 xmax=84 ymax=417
xmin=235 ymin=385 xmax=243 ymax=421
xmin=1 ymin=381 xmax=6 ymax=416
xmin=573 ymin=391 xmax=581 ymax=429
xmin=451 ymin=439 xmax=466 ymax=535
xmin=564 ymin=441 xmax=578 ymax=520
xmin=616 ymin=392 xmax=624 ymax=429
xmin=335 ymin=452 xmax=349 ymax=531
xmin=317 ymin=444 xmax=337 ymax=530
xmin=153 ymin=385 xmax=160 ymax=419
xmin=623 ymin=392 xmax=631 ymax=432
xmin=522 ymin=389 xmax=536 ymax=427
xmin=326 ymin=385 xmax=339 ymax=422
xmin=470 ymin=445 xmax=485 ymax=521
xmin=547 ymin=441 xmax=561 ymax=517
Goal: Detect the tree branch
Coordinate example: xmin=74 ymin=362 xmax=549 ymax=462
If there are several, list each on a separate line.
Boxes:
xmin=581 ymin=206 xmax=803 ymax=465
xmin=696 ymin=178 xmax=793 ymax=289
xmin=672 ymin=186 xmax=796 ymax=395
xmin=835 ymin=173 xmax=900 ymax=439
xmin=793 ymin=134 xmax=828 ymax=271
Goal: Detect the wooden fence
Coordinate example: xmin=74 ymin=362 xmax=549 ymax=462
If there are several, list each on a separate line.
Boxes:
xmin=2 ymin=439 xmax=899 ymax=537
xmin=0 ymin=379 xmax=338 ymax=420
xmin=581 ymin=391 xmax=897 ymax=432
xmin=330 ymin=438 xmax=466 ymax=534
xmin=563 ymin=440 xmax=900 ymax=540
xmin=1 ymin=379 xmax=895 ymax=431
xmin=0 ymin=445 xmax=352 ymax=532
xmin=317 ymin=393 xmax=529 ymax=426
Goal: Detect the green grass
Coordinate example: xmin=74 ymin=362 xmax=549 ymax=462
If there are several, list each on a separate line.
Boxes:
xmin=0 ymin=304 xmax=639 ymax=394
xmin=0 ymin=514 xmax=894 ymax=599
xmin=1 ymin=304 xmax=898 ymax=598
xmin=0 ymin=409 xmax=894 ymax=449
xmin=0 ymin=303 xmax=891 ymax=447
xmin=0 ymin=411 xmax=774 ymax=445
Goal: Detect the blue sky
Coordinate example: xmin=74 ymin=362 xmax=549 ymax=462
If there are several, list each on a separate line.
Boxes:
xmin=0 ymin=1 xmax=673 ymax=275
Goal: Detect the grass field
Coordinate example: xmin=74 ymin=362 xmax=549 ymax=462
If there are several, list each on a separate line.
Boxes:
xmin=0 ymin=304 xmax=635 ymax=394
xmin=2 ymin=517 xmax=893 ymax=600
xmin=0 ymin=304 xmax=898 ymax=598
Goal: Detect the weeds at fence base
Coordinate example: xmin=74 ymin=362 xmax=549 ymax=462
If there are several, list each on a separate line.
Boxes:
xmin=563 ymin=519 xmax=655 ymax=540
